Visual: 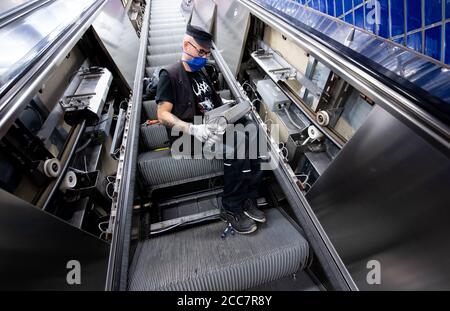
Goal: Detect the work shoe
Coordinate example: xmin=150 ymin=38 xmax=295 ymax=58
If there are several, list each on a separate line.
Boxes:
xmin=220 ymin=209 xmax=257 ymax=234
xmin=242 ymin=198 xmax=266 ymax=223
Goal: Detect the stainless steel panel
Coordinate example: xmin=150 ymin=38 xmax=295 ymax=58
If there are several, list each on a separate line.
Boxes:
xmin=240 ymin=0 xmax=448 ymax=152
xmin=0 ymin=0 xmax=35 ymax=16
xmin=249 ymin=0 xmax=450 ymax=116
xmin=0 ymin=188 xmax=109 ymax=290
xmin=106 ymin=0 xmax=151 ymax=291
xmin=181 ymin=0 xmax=194 ymax=19
xmin=307 ymin=106 xmax=450 ymax=290
xmin=214 ymin=0 xmax=251 ymax=76
xmin=0 ymin=0 xmax=106 ymax=140
xmin=92 ymin=0 xmax=140 ymax=89
xmin=191 ymin=0 xmax=216 ymax=33
xmin=0 ymin=0 xmax=96 ymax=96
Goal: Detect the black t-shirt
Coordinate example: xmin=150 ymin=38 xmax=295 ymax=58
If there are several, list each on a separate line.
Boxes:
xmin=155 ymin=70 xmax=217 ymax=116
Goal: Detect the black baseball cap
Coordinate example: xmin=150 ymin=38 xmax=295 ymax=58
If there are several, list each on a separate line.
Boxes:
xmin=186 ymin=24 xmax=214 ymax=49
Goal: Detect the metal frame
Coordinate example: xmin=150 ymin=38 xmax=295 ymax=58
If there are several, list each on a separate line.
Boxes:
xmin=0 ymin=0 xmax=107 ymax=139
xmin=0 ymin=0 xmax=55 ymax=28
xmin=211 ymin=35 xmax=356 ymax=291
xmin=239 ymin=0 xmax=449 ymax=154
xmin=105 ymin=0 xmax=151 ymax=292
xmin=35 ymin=120 xmax=86 ymax=210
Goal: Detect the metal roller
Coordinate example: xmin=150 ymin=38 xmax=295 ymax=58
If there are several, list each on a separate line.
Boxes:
xmin=316 ymin=110 xmax=330 ymax=126
xmin=43 ymin=158 xmax=61 ymax=178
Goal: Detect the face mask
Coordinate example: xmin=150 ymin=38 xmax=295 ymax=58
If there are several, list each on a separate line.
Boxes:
xmin=183 ymin=52 xmax=207 ymax=72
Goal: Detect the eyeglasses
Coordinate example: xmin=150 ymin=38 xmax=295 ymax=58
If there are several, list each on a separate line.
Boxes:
xmin=188 ymin=41 xmax=211 ymax=57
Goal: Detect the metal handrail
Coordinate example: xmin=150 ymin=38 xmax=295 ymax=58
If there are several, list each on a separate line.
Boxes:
xmin=0 ymin=0 xmax=55 ymax=29
xmin=0 ymin=0 xmax=107 ymax=139
xmin=239 ymin=0 xmax=449 ymax=153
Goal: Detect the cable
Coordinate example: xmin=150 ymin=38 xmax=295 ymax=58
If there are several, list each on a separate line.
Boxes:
xmin=82 ymin=155 xmax=92 ymax=185
xmin=106 ymin=183 xmax=114 ymax=200
xmin=281 ymin=146 xmax=289 ymax=159
xmin=251 ymin=98 xmax=263 ymax=107
xmin=295 ymin=174 xmax=310 ymax=183
xmin=84 ymin=156 xmax=88 ymax=172
xmin=242 ymin=81 xmax=258 ymax=99
xmin=279 ymin=142 xmax=289 ymax=160
xmin=283 ymin=108 xmax=305 ymax=131
xmin=69 ymin=167 xmax=86 ymax=174
xmin=95 ymin=117 xmax=112 ymax=127
xmin=119 ymin=99 xmax=129 ymax=110
xmin=149 ymin=214 xmax=220 ymax=235
xmin=98 ymin=221 xmax=109 ymax=233
xmin=75 ymin=138 xmax=92 ymax=153
xmin=106 ymin=175 xmax=116 ymax=200
xmin=106 ymin=175 xmax=116 ymax=183
xmin=264 ymin=116 xmax=274 ymax=128
xmin=295 ymin=171 xmax=312 ymax=190
xmin=98 ymin=221 xmax=110 ymax=239
xmin=150 ymin=222 xmax=181 ymax=235
xmin=112 ymin=148 xmax=121 ymax=160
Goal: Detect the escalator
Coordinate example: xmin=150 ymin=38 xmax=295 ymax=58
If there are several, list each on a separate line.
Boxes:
xmin=1 ymin=0 xmax=448 ymax=292
xmin=126 ymin=0 xmax=312 ymax=291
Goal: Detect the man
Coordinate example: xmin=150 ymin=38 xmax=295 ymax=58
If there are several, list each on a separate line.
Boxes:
xmin=156 ymin=24 xmax=265 ymax=234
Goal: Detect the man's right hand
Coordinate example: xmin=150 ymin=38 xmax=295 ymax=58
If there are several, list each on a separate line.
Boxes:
xmin=188 ymin=124 xmax=211 ymax=143
xmin=189 ymin=117 xmax=227 ymax=143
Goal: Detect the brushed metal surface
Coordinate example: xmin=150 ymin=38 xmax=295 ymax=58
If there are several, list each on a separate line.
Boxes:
xmin=0 ymin=188 xmax=109 ymax=290
xmin=307 ymin=106 xmax=450 ymax=290
xmin=0 ymin=0 xmax=35 ymax=16
xmin=0 ymin=0 xmax=96 ymax=95
xmin=214 ymin=0 xmax=251 ymax=76
xmin=190 ymin=0 xmax=215 ymax=33
xmin=92 ymin=0 xmax=139 ymax=89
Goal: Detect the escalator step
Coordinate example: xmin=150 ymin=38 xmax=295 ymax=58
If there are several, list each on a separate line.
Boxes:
xmin=143 ymin=100 xmax=157 ymax=120
xmin=140 ymin=124 xmax=169 ymax=151
xmin=149 ymin=27 xmax=186 ymax=38
xmin=145 ymin=66 xmax=158 ymax=77
xmin=150 ymin=13 xmax=184 ymax=20
xmin=128 ymin=208 xmax=310 ymax=290
xmin=148 ymin=42 xmax=181 ymax=56
xmin=149 ymin=21 xmax=185 ymax=31
xmin=138 ymin=149 xmax=223 ymax=188
xmin=147 ymin=52 xmax=182 ymax=67
xmin=148 ymin=34 xmax=184 ymax=46
xmin=150 ymin=17 xmax=185 ymax=26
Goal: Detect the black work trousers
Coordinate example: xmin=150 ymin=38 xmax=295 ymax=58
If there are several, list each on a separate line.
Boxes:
xmin=221 ymin=118 xmax=264 ymax=213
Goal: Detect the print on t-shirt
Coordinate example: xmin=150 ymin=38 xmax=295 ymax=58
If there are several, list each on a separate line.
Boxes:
xmin=190 ymin=73 xmax=214 ymax=114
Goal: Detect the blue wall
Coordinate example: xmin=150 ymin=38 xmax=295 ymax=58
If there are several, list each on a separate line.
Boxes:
xmin=294 ymin=0 xmax=450 ymax=65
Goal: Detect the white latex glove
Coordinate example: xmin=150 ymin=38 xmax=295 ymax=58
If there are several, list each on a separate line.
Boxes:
xmin=207 ymin=116 xmax=227 ymax=135
xmin=221 ymin=97 xmax=235 ymax=105
xmin=188 ymin=124 xmax=211 ymax=143
xmin=189 ymin=117 xmax=228 ymax=143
